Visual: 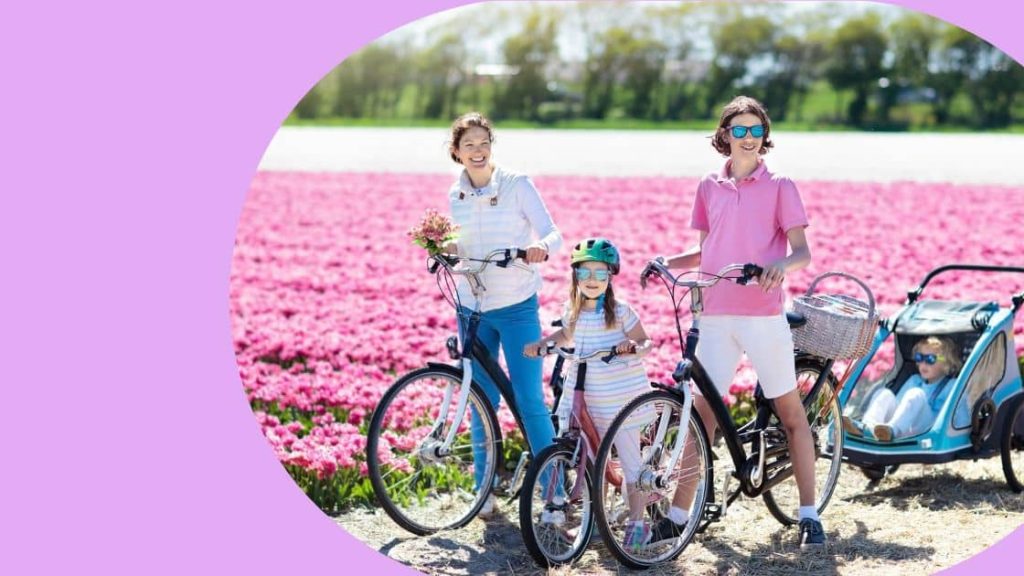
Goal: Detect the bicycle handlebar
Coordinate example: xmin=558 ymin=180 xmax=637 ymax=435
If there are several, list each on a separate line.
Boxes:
xmin=640 ymin=260 xmax=763 ymax=290
xmin=539 ymin=342 xmax=632 ymax=364
xmin=427 ymin=247 xmax=548 ymax=275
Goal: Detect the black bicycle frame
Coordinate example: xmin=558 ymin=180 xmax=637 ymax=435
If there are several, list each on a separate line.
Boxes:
xmin=447 ymin=309 xmax=536 ymax=454
xmin=679 ymin=326 xmax=835 ymax=497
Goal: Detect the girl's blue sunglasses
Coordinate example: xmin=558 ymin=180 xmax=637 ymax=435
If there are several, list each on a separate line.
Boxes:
xmin=913 ymin=352 xmax=946 ymax=365
xmin=575 ymin=268 xmax=610 ymax=282
xmin=729 ymin=124 xmax=765 ymax=139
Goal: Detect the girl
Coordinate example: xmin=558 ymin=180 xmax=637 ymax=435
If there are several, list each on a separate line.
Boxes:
xmin=444 ymin=112 xmax=562 ymax=517
xmin=524 ymin=238 xmax=654 ymax=546
xmin=844 ymin=336 xmax=963 ymax=442
xmin=658 ymin=96 xmax=825 ymax=550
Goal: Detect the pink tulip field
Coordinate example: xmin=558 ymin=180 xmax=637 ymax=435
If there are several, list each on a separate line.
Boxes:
xmin=231 ymin=171 xmax=1024 ymax=512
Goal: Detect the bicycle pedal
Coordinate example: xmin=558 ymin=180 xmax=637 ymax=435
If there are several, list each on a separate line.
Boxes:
xmin=505 ymin=487 xmax=522 ymax=505
xmin=703 ymin=502 xmax=723 ymax=522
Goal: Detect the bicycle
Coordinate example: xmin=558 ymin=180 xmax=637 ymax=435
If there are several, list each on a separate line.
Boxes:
xmin=365 ymin=248 xmax=554 ymax=535
xmin=518 ymin=343 xmax=634 ymax=567
xmin=591 ymin=261 xmax=844 ymax=569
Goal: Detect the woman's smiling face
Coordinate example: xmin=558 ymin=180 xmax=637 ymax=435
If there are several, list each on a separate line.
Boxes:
xmin=454 ymin=126 xmax=492 ymax=170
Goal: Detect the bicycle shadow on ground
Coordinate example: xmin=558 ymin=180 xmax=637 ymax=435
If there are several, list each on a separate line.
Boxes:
xmin=692 ymin=518 xmax=936 ymax=576
xmin=843 ymin=471 xmax=1024 ymax=512
xmin=405 ymin=512 xmax=540 ymax=575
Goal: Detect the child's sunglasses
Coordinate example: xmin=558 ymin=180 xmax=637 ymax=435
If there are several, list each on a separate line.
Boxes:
xmin=575 ymin=268 xmax=610 ymax=282
xmin=912 ymin=352 xmax=946 ymax=365
xmin=729 ymin=124 xmax=765 ymax=139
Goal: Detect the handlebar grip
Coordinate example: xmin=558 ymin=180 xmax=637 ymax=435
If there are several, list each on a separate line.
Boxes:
xmin=739 ymin=263 xmax=763 ymax=285
xmin=428 ymin=254 xmax=459 ymax=274
xmin=514 ymin=248 xmax=549 ymax=262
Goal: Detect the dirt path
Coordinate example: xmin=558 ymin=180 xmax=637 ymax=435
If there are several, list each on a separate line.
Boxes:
xmin=337 ymin=459 xmax=1023 ymax=575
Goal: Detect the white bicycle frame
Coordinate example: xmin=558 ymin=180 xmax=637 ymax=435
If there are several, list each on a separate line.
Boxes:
xmin=640 ymin=262 xmax=752 ymax=489
xmin=427 ymin=249 xmax=533 ymax=454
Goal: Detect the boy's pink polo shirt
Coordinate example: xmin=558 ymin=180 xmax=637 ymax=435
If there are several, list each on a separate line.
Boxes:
xmin=690 ymin=160 xmax=808 ymax=316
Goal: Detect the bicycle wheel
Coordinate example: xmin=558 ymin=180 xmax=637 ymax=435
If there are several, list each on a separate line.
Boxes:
xmin=762 ymin=358 xmax=843 ymax=526
xmin=366 ymin=365 xmax=502 ymax=535
xmin=593 ymin=389 xmax=712 ymax=570
xmin=519 ymin=443 xmax=594 ymax=567
xmin=1001 ymin=395 xmax=1024 ymax=493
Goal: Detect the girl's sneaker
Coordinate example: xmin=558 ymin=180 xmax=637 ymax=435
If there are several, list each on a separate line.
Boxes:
xmin=622 ymin=520 xmax=651 ymax=551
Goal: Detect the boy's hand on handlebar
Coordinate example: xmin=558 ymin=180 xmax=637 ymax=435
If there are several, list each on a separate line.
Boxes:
xmin=640 ymin=257 xmax=665 ymax=289
xmin=759 ymin=261 xmax=786 ymax=292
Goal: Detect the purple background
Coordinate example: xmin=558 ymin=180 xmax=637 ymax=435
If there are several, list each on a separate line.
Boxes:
xmin=4 ymin=1 xmax=1020 ymax=574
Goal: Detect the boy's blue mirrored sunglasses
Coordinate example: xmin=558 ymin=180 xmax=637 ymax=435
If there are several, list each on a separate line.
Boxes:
xmin=912 ymin=352 xmax=945 ymax=365
xmin=575 ymin=268 xmax=610 ymax=281
xmin=729 ymin=124 xmax=765 ymax=139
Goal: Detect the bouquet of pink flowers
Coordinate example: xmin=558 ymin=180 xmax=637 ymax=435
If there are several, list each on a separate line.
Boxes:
xmin=408 ymin=209 xmax=460 ymax=256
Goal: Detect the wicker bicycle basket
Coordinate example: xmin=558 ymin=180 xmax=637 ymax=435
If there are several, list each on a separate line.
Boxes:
xmin=791 ymin=271 xmax=878 ymax=360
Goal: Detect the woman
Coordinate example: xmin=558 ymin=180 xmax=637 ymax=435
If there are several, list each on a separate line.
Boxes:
xmin=446 ymin=112 xmax=562 ymax=516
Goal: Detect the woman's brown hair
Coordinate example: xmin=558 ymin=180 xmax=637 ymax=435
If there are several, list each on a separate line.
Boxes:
xmin=448 ymin=112 xmax=495 ymax=164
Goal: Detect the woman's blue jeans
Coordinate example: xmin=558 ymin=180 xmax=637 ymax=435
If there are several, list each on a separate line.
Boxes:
xmin=458 ymin=295 xmax=556 ymax=490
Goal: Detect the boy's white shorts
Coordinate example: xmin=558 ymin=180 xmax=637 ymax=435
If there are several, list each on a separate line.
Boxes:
xmin=694 ymin=314 xmax=797 ymax=400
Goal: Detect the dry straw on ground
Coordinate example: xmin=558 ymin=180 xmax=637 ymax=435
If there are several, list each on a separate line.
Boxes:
xmin=338 ymin=459 xmax=1023 ymax=575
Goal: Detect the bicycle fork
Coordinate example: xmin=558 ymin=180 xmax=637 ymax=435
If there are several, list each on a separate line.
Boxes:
xmin=422 ymin=315 xmax=481 ymax=461
xmin=636 ymin=375 xmax=695 ymax=492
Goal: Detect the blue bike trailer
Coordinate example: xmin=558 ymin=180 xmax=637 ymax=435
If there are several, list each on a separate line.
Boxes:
xmin=836 ymin=265 xmax=1024 ymax=486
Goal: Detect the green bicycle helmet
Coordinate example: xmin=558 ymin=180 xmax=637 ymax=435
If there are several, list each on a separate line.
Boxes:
xmin=570 ymin=237 xmax=620 ymax=275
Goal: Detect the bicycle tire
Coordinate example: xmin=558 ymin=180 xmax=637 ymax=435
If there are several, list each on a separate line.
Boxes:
xmin=762 ymin=358 xmax=843 ymax=526
xmin=592 ymin=389 xmax=712 ymax=570
xmin=518 ymin=443 xmax=595 ymax=567
xmin=1001 ymin=395 xmax=1024 ymax=493
xmin=366 ymin=365 xmax=503 ymax=535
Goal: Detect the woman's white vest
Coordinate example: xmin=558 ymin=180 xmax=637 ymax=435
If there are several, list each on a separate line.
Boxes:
xmin=448 ymin=166 xmax=556 ymax=312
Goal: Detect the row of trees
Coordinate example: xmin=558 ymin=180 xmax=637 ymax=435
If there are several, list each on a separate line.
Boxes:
xmin=294 ymin=4 xmax=1024 ymax=129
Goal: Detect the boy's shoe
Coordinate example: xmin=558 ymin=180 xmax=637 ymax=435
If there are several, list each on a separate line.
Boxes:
xmin=873 ymin=424 xmax=895 ymax=442
xmin=798 ymin=518 xmax=827 ymax=550
xmin=478 ymin=494 xmax=499 ymax=518
xmin=647 ymin=516 xmax=687 ymax=546
xmin=540 ymin=502 xmax=566 ymax=526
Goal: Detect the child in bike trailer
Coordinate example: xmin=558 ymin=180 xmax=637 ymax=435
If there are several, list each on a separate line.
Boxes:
xmin=844 ymin=336 xmax=964 ymax=442
xmin=524 ymin=238 xmax=656 ymax=547
xmin=660 ymin=96 xmax=826 ymax=549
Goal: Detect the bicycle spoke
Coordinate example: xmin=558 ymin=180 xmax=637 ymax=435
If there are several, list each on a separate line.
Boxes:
xmin=367 ymin=369 xmax=500 ymax=534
